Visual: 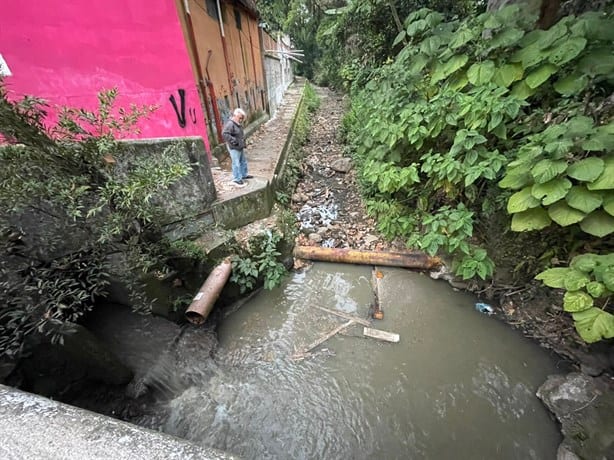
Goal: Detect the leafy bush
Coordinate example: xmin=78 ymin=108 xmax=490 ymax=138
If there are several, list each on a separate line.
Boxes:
xmin=344 ymin=6 xmax=613 ymax=286
xmin=0 ymin=84 xmax=193 ymax=359
xmin=231 ymin=230 xmax=287 ymax=292
xmin=536 ymin=254 xmax=614 ymax=342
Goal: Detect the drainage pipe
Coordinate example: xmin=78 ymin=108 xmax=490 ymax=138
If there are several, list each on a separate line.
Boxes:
xmin=293 ymin=247 xmax=441 ymax=270
xmin=185 ymin=257 xmax=233 ymax=325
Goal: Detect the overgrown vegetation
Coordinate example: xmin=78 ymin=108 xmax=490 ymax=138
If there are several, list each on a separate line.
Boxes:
xmin=340 ymin=6 xmax=614 ymax=342
xmin=0 ymin=84 xmax=194 ymax=359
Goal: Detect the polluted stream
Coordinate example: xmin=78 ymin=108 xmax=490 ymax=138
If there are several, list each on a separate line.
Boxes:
xmin=89 ymin=263 xmax=564 ymax=459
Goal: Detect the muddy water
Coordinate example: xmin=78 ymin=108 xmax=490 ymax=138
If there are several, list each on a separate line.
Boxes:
xmin=157 ymin=263 xmax=563 ymax=459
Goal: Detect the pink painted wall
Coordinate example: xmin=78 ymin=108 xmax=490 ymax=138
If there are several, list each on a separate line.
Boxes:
xmin=1 ymin=1 xmax=210 ymax=151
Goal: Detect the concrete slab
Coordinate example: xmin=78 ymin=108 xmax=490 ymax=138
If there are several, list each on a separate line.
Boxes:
xmin=0 ymin=385 xmax=239 ymax=460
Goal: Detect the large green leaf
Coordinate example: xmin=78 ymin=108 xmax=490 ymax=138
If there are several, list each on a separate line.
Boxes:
xmin=510 ymin=44 xmax=546 ymax=68
xmin=450 ymin=27 xmax=476 ymax=49
xmin=489 ymin=28 xmax=525 ymax=50
xmin=525 ymin=64 xmax=559 ymax=89
xmin=587 ymin=156 xmax=614 ymax=191
xmin=532 ymin=178 xmax=571 ymax=205
xmin=564 ymin=290 xmax=594 ymax=312
xmin=531 ymin=159 xmax=568 ymax=184
xmin=566 ymin=157 xmax=604 ymax=182
xmin=570 ymin=254 xmax=598 ymax=273
xmin=511 ymin=208 xmax=552 ymax=231
xmin=492 ymin=63 xmax=524 ymax=87
xmin=431 ymin=54 xmax=468 ymax=84
xmin=553 ymin=73 xmax=589 ymax=96
xmin=409 ymin=54 xmax=430 ymax=74
xmin=535 ymin=267 xmax=570 ymax=288
xmin=566 ymin=116 xmax=595 ymax=137
xmin=420 ymin=36 xmax=442 ymax=56
xmin=467 ymin=61 xmax=495 ymax=85
xmin=548 ymin=201 xmax=586 ymax=226
xmin=580 ymin=211 xmax=614 ymax=237
xmin=564 ymin=270 xmax=591 ymax=291
xmin=572 ymin=307 xmax=614 ymax=343
xmin=407 ymin=19 xmax=428 ymax=37
xmin=510 ymin=80 xmax=536 ymax=99
xmin=578 ymin=48 xmax=614 ymax=77
xmin=535 ymin=22 xmax=568 ymax=50
xmin=507 ymin=186 xmax=540 ymax=213
xmin=603 ymin=192 xmax=614 ymax=217
xmin=548 ymin=37 xmax=587 ymax=66
xmin=499 ymin=165 xmax=532 ymax=190
xmin=566 ymin=186 xmax=603 ymax=213
xmin=604 ymin=267 xmax=614 ymax=291
xmin=586 ymin=281 xmax=606 ymax=298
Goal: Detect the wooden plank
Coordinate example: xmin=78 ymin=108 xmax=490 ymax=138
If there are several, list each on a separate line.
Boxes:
xmin=363 ymin=327 xmax=400 ymax=343
xmin=313 ymin=305 xmax=371 ymax=327
xmin=291 ymin=320 xmax=355 ymax=360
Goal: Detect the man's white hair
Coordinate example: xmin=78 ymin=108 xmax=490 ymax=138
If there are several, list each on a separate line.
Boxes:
xmin=234 ymin=108 xmax=246 ymax=117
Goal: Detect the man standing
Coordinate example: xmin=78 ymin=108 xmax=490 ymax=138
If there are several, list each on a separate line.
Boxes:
xmin=222 ymin=108 xmax=253 ymax=187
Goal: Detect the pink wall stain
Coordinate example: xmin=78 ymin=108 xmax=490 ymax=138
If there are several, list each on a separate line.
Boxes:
xmin=1 ymin=1 xmax=210 ymax=152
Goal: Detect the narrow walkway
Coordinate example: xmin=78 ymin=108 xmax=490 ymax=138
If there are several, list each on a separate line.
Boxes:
xmin=210 ymin=79 xmax=305 ymax=203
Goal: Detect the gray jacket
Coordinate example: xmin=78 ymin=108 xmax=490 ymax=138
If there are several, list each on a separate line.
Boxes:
xmin=222 ymin=119 xmax=246 ymax=150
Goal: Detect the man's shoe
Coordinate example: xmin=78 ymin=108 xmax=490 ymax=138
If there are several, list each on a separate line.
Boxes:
xmin=232 ymin=180 xmax=246 ymax=187
xmin=243 ymin=175 xmax=254 ymax=179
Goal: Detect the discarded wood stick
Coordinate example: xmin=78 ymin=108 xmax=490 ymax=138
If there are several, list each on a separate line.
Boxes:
xmin=292 ymin=320 xmax=354 ymax=360
xmin=313 ymin=305 xmax=371 ymax=327
xmin=363 ymin=327 xmax=400 ymax=343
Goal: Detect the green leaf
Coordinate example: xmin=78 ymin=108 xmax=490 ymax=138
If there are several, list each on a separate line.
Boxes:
xmin=548 ymin=37 xmax=587 ymax=66
xmin=511 ymin=208 xmax=552 ymax=231
xmin=553 ymin=73 xmax=589 ymax=96
xmin=507 ymin=187 xmax=541 ymax=213
xmin=431 ymin=54 xmax=468 ymax=84
xmin=531 ymin=178 xmax=571 ymax=205
xmin=535 ymin=267 xmax=570 ymax=288
xmin=570 ymin=254 xmax=598 ymax=273
xmin=510 ymin=43 xmax=546 ymax=68
xmin=467 ymin=61 xmax=496 ymax=85
xmin=510 ymin=80 xmax=536 ymax=100
xmin=531 ymin=159 xmax=568 ymax=184
xmin=572 ymin=308 xmax=614 ymax=343
xmin=565 ymin=186 xmax=603 ymax=213
xmin=420 ymin=36 xmax=442 ymax=56
xmin=604 ymin=267 xmax=614 ymax=292
xmin=493 ymin=63 xmax=524 ymax=87
xmin=450 ymin=27 xmax=476 ymax=49
xmin=525 ymin=64 xmax=559 ymax=89
xmin=564 ymin=270 xmax=591 ymax=291
xmin=567 ymin=157 xmax=604 ymax=182
xmin=603 ymin=192 xmax=614 ymax=217
xmin=548 ymin=200 xmax=586 ymax=226
xmin=499 ymin=165 xmax=532 ymax=190
xmin=587 ymin=156 xmax=614 ymax=191
xmin=580 ymin=210 xmax=614 ymax=237
xmin=578 ymin=48 xmax=614 ymax=77
xmin=489 ymin=28 xmax=525 ymax=49
xmin=586 ymin=281 xmax=606 ymax=298
xmin=563 ymin=290 xmax=593 ymax=312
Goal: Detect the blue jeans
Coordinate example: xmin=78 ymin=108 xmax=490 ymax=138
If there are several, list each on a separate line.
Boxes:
xmin=228 ymin=148 xmax=248 ymax=182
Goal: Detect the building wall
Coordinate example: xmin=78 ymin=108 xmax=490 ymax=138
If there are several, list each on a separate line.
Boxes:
xmin=179 ymin=0 xmax=266 ymax=144
xmin=1 ymin=0 xmax=209 ymax=150
xmin=263 ymin=32 xmax=295 ymax=117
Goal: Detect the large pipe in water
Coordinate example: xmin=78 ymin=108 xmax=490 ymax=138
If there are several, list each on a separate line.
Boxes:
xmin=293 ymin=246 xmax=441 ymax=270
xmin=185 ymin=257 xmax=233 ymax=325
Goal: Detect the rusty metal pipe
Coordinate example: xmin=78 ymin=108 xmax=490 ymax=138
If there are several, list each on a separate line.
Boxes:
xmin=293 ymin=246 xmax=441 ymax=270
xmin=185 ymin=258 xmax=233 ymax=325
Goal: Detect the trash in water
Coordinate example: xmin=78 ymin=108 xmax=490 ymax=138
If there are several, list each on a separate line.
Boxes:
xmin=475 ymin=302 xmax=494 ymax=315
